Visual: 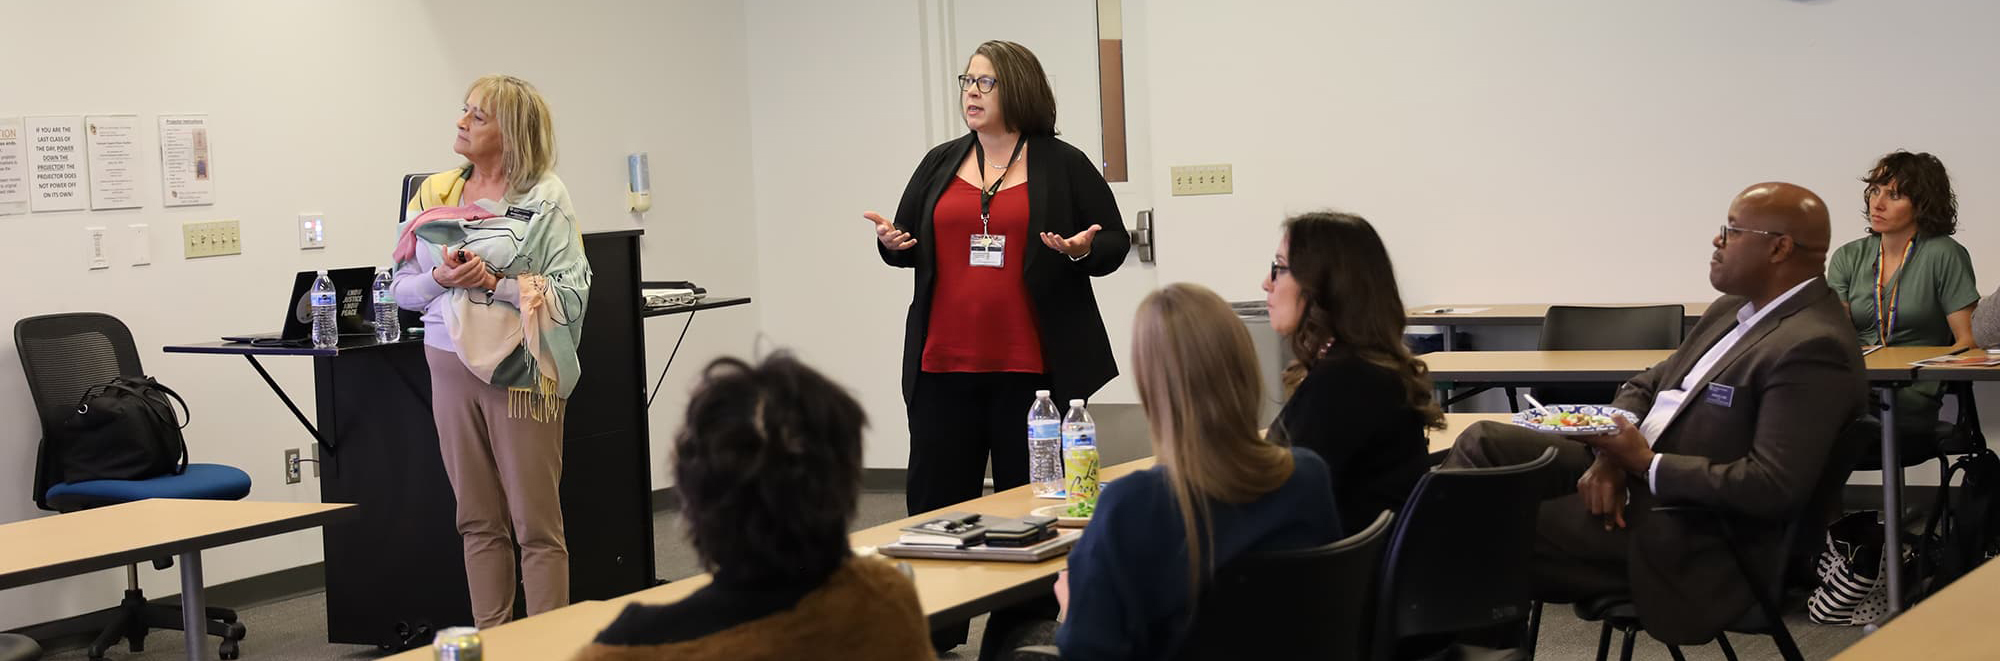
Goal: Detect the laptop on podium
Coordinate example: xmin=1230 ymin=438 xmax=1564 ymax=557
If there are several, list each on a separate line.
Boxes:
xmin=221 ymin=267 xmax=378 ymax=345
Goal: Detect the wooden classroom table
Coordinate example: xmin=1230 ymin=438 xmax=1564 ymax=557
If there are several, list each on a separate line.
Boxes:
xmin=386 ymin=459 xmax=1157 ymax=660
xmin=1407 ymin=303 xmax=1709 ymax=354
xmin=1423 ymin=349 xmax=1673 ymax=384
xmin=0 ymin=499 xmax=355 ymax=660
xmin=1833 ymin=544 xmax=2000 ymax=660
xmin=1407 ymin=302 xmax=1710 ymax=329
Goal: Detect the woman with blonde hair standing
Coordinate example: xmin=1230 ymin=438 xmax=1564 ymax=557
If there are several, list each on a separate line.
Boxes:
xmin=392 ymin=74 xmax=591 ymax=627
xmin=1042 ymin=283 xmax=1342 ymax=659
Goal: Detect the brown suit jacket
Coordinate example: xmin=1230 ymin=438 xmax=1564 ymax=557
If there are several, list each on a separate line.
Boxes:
xmin=1607 ymin=278 xmax=1866 ymax=643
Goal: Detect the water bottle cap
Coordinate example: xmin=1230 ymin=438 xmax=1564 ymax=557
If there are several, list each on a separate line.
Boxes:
xmin=1035 ymin=390 xmax=1051 ymax=398
xmin=1069 ymin=399 xmax=1085 ymax=407
xmin=316 ymin=269 xmax=328 ymax=275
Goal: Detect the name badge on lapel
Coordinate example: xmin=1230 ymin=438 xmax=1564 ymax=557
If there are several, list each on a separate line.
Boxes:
xmin=1704 ymin=383 xmax=1735 ymax=408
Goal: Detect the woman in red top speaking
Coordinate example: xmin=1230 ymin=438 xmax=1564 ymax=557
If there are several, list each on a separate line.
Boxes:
xmin=863 ymin=36 xmax=1128 ymax=627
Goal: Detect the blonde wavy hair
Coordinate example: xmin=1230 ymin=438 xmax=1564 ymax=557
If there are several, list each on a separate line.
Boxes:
xmin=464 ymin=74 xmax=556 ymax=196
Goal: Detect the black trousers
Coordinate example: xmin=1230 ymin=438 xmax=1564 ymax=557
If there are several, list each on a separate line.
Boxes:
xmin=906 ymin=371 xmax=1048 ymax=516
xmin=906 ymin=370 xmax=1049 ymax=653
xmin=1442 ymin=421 xmax=1631 ymax=603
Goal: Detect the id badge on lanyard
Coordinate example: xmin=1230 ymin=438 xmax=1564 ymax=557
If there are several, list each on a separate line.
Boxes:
xmin=970 ymin=230 xmax=1005 ymax=268
xmin=970 ymin=137 xmax=1025 ymax=269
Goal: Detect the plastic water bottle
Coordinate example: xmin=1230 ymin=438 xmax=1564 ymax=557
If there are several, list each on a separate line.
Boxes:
xmin=1062 ymin=399 xmax=1100 ymax=505
xmin=309 ymin=269 xmax=338 ymax=349
xmin=372 ymin=268 xmax=400 ymax=344
xmin=1028 ymin=390 xmax=1063 ymax=497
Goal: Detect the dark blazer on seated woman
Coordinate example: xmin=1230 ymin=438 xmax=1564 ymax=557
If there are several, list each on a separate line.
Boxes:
xmin=1057 ymin=447 xmax=1342 ymax=660
xmin=571 ymin=557 xmax=931 ymax=661
xmin=878 ymin=132 xmax=1130 ymax=405
xmin=1270 ymin=350 xmax=1432 ymax=528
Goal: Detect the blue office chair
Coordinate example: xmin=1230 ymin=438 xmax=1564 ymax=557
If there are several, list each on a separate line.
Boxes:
xmin=13 ymin=313 xmax=252 ymax=660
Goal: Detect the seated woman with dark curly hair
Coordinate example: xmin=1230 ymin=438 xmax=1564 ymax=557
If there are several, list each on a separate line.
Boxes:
xmin=571 ymin=354 xmax=933 ymax=661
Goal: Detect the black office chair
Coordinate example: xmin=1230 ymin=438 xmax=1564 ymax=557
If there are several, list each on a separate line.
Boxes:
xmin=1566 ymin=417 xmax=1866 ymax=661
xmin=14 ymin=313 xmax=252 ymax=660
xmin=1011 ymin=510 xmax=1397 ymax=661
xmin=1506 ymin=305 xmax=1686 ymax=412
xmin=1374 ymin=448 xmax=1559 ymax=661
xmin=0 ymin=634 xmax=41 ymax=661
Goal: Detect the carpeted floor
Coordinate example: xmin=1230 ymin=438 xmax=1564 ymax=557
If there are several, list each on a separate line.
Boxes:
xmin=34 ymin=490 xmax=1869 ymax=660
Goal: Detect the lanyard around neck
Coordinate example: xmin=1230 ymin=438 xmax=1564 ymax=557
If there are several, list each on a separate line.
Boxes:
xmin=1875 ymin=237 xmax=1916 ymax=343
xmin=973 ymin=137 xmax=1025 ymax=235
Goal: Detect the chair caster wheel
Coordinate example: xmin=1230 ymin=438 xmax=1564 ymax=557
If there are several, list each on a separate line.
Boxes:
xmin=219 ymin=640 xmax=240 ymax=659
xmin=227 ymin=622 xmax=247 ymax=640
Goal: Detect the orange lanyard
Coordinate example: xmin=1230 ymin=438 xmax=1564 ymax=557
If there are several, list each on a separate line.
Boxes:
xmin=1874 ymin=238 xmax=1915 ymax=343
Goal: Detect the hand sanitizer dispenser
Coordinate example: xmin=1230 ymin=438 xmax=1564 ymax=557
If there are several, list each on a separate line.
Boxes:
xmin=628 ymin=153 xmax=652 ymax=213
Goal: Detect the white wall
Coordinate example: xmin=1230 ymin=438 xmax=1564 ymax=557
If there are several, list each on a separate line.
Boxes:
xmin=0 ymin=0 xmax=756 ymax=630
xmin=1136 ymin=0 xmax=2000 ymax=305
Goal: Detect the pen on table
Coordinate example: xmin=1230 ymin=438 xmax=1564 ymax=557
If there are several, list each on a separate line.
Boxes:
xmin=1950 ymin=346 xmax=1973 ymax=356
xmin=1860 ymin=345 xmax=1883 ymax=357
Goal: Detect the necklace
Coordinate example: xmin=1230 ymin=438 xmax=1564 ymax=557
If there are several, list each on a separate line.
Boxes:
xmin=990 ymin=162 xmax=1011 ymax=169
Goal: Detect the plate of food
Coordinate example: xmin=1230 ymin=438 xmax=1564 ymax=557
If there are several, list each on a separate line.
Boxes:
xmin=1512 ymin=404 xmax=1638 ymax=436
xmin=1032 ymin=499 xmax=1095 ymax=528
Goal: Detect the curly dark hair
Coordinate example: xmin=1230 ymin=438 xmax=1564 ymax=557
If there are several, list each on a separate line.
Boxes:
xmin=1861 ymin=150 xmax=1957 ymax=237
xmin=672 ymin=353 xmax=867 ymax=585
xmin=1279 ymin=212 xmax=1445 ymax=431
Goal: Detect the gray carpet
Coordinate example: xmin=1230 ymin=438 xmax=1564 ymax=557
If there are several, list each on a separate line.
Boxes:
xmin=36 ymin=491 xmax=1867 ymax=660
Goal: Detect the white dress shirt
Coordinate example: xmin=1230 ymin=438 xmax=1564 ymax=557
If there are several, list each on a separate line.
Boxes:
xmin=1638 ymin=278 xmax=1819 ymax=491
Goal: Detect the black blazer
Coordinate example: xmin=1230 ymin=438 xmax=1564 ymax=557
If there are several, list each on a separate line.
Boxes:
xmin=1270 ymin=352 xmax=1431 ymax=530
xmin=877 ymin=133 xmax=1130 ymax=404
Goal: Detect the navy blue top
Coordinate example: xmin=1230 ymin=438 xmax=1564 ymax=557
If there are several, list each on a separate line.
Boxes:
xmin=1055 ymin=447 xmax=1343 ymax=660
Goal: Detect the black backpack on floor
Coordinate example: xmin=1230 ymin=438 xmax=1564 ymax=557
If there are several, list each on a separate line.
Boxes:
xmin=58 ymin=376 xmax=190 ymax=483
xmin=1923 ymin=448 xmax=2000 ymax=592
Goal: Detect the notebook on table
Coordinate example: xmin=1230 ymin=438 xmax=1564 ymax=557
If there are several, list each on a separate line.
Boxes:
xmin=881 ymin=528 xmax=1079 ymax=562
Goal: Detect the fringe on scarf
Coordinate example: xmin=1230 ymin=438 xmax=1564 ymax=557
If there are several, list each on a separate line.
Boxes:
xmin=508 ymin=373 xmax=568 ymax=423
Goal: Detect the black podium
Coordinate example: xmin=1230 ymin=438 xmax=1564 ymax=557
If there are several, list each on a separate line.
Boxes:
xmin=165 ymin=229 xmax=655 ymax=648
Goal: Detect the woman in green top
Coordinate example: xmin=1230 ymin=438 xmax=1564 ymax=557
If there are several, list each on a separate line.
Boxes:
xmin=1826 ymin=150 xmax=1978 ymax=437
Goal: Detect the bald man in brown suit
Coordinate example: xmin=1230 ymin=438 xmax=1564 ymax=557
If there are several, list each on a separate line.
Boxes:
xmin=1444 ymin=182 xmax=1867 ymax=645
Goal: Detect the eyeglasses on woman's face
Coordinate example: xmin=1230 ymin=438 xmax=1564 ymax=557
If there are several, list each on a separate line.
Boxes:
xmin=957 ymin=74 xmax=998 ymax=94
xmin=1269 ymin=260 xmax=1291 ymax=282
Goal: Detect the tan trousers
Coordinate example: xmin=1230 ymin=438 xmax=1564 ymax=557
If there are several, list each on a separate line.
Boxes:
xmin=425 ymin=346 xmax=569 ymax=627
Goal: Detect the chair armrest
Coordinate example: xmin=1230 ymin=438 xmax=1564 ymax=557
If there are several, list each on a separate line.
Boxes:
xmin=1010 ymin=644 xmax=1061 ymax=660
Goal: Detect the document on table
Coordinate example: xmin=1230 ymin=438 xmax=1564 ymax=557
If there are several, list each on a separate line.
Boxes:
xmin=1417 ymin=307 xmax=1493 ymax=315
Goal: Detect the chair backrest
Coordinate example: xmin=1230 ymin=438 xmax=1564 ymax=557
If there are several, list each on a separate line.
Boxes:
xmin=14 ymin=313 xmax=146 ymax=509
xmin=1375 ymin=447 xmax=1558 ymax=657
xmin=399 ymin=172 xmax=433 ymax=222
xmin=1535 ymin=305 xmax=1687 ymax=405
xmin=1172 ymin=510 xmax=1396 ymax=661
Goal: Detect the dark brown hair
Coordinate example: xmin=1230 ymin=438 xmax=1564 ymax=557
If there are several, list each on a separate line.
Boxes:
xmin=971 ymin=40 xmax=1058 ymax=137
xmin=1280 ymin=212 xmax=1445 ymax=430
xmin=673 ymin=353 xmax=866 ymax=585
xmin=1862 ymin=150 xmax=1957 ymax=237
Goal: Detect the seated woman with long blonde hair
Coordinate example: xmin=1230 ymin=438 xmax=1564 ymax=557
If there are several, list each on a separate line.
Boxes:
xmin=1045 ymin=283 xmax=1343 ymax=660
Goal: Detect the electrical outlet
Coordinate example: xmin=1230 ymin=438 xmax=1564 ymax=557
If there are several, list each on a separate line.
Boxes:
xmin=86 ymin=227 xmax=110 ymax=270
xmin=284 ymin=448 xmax=301 ymax=484
xmin=298 ymin=214 xmax=326 ymax=250
xmin=182 ymin=219 xmax=242 ymax=259
xmin=129 ymin=224 xmax=151 ymax=266
xmin=1170 ymin=164 xmax=1234 ymax=196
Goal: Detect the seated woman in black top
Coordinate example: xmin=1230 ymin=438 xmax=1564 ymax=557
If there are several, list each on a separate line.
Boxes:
xmin=1262 ymin=211 xmax=1444 ymax=528
xmin=1047 ymin=283 xmax=1343 ymax=660
xmin=573 ymin=354 xmax=931 ymax=661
